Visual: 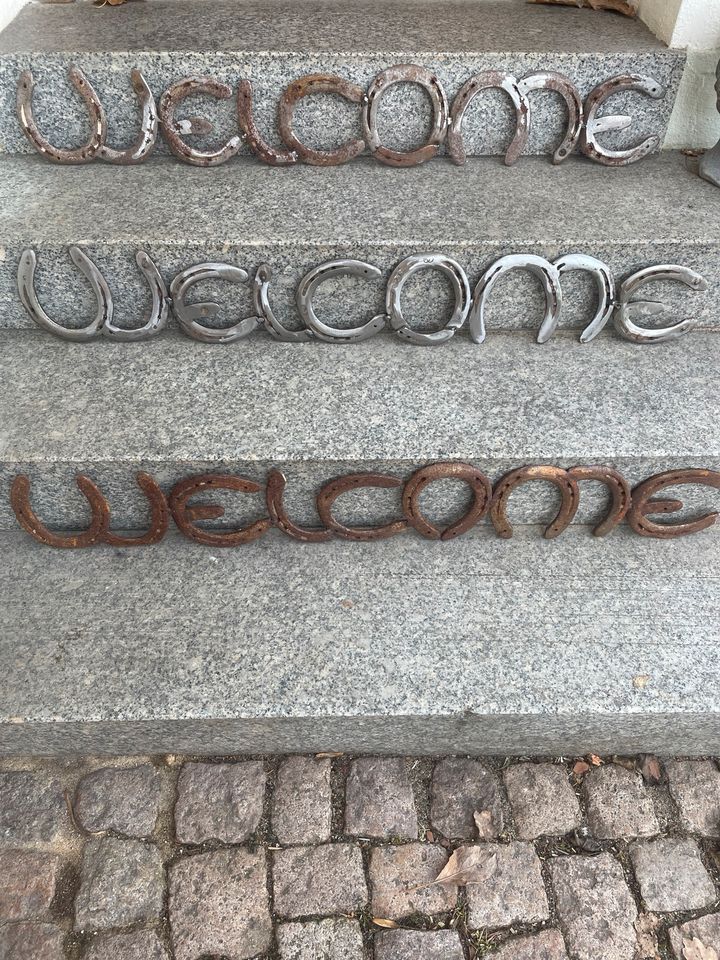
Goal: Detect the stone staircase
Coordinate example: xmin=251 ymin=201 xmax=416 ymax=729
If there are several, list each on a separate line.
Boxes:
xmin=1 ymin=0 xmax=719 ymax=757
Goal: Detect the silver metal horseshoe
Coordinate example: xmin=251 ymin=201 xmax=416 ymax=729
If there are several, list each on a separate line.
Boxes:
xmin=253 ymin=263 xmax=313 ymax=342
xmin=17 ymin=65 xmax=106 ymax=164
xmin=448 ymin=71 xmax=529 ymax=167
xmin=159 ymin=78 xmax=242 ymax=166
xmin=580 ymin=75 xmax=664 ymax=166
xmin=99 ymin=68 xmax=157 ymax=165
xmin=614 ymin=264 xmax=707 ymax=343
xmin=518 ymin=72 xmax=583 ymax=164
xmin=386 ymin=253 xmax=471 ymax=346
xmin=554 ymin=253 xmax=615 ymax=343
xmin=18 ymin=246 xmax=111 ymax=341
xmin=469 ymin=254 xmax=562 ymax=345
xmin=103 ymin=251 xmax=169 ymax=341
xmin=170 ymin=263 xmax=261 ymax=343
xmin=296 ymin=260 xmax=386 ymax=343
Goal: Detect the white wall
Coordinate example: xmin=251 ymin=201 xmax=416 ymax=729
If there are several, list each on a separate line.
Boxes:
xmin=0 ymin=0 xmax=30 ymax=32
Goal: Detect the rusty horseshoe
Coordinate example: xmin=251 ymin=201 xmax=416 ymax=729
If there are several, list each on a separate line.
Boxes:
xmin=490 ymin=466 xmax=580 ymax=539
xmin=168 ymin=474 xmax=271 ymax=546
xmin=266 ymin=469 xmax=331 ymax=542
xmin=580 ymin=75 xmax=664 ymax=166
xmin=159 ymin=78 xmax=242 ymax=166
xmin=278 ymin=74 xmax=366 ymax=166
xmin=627 ymin=469 xmax=720 ymax=538
xmin=99 ymin=68 xmax=158 ymax=165
xmin=567 ymin=465 xmax=631 ymax=537
xmin=237 ymin=79 xmax=298 ymax=166
xmin=448 ymin=71 xmax=529 ymax=166
xmin=316 ymin=474 xmax=408 ymax=541
xmin=402 ymin=462 xmax=492 ymax=540
xmin=10 ymin=474 xmax=110 ymax=548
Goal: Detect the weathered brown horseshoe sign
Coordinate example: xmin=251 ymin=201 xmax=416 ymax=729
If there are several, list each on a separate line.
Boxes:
xmin=279 ymin=74 xmax=366 ymax=166
xmin=168 ymin=474 xmax=272 ymax=546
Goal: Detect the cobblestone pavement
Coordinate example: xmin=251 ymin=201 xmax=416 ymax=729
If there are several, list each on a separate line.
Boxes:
xmin=1 ymin=753 xmax=720 ymax=960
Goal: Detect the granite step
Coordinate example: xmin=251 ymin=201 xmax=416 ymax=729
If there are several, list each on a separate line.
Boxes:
xmin=0 ymin=0 xmax=684 ymax=160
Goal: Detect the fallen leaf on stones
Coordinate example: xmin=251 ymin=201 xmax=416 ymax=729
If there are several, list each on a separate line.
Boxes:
xmin=635 ymin=913 xmax=662 ymax=960
xmin=432 ymin=845 xmax=497 ymax=886
xmin=588 ymin=754 xmax=603 ymax=766
xmin=640 ymin=755 xmax=663 ymax=784
xmin=315 ymin=751 xmax=343 ymax=758
xmin=683 ymin=937 xmax=719 ymax=960
xmin=373 ymin=918 xmax=400 ymax=928
xmin=572 ymin=760 xmax=590 ymax=780
xmin=473 ymin=810 xmax=495 ymax=840
xmin=568 ymin=826 xmax=603 ymax=855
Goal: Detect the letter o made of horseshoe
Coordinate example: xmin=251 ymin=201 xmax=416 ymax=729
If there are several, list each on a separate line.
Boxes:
xmin=170 ymin=262 xmax=261 ymax=344
xmin=580 ymin=74 xmax=664 ymax=166
xmin=296 ymin=260 xmax=386 ymax=343
xmin=362 ymin=64 xmax=448 ymax=167
xmin=614 ymin=264 xmax=707 ymax=344
xmin=278 ymin=74 xmax=366 ymax=166
xmin=386 ymin=253 xmax=471 ymax=346
xmin=402 ymin=462 xmax=492 ymax=540
xmin=469 ymin=254 xmax=562 ymax=345
xmin=159 ymin=78 xmax=241 ymax=166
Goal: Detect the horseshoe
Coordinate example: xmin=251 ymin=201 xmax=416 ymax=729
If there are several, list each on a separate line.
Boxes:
xmin=103 ymin=251 xmax=169 ymax=341
xmin=278 ymin=74 xmax=366 ymax=166
xmin=567 ymin=466 xmax=631 ymax=537
xmin=363 ymin=64 xmax=448 ymax=167
xmin=159 ymin=78 xmax=241 ymax=166
xmin=554 ymin=254 xmax=615 ymax=343
xmin=10 ymin=474 xmax=110 ymax=549
xmin=266 ymin=469 xmax=331 ymax=542
xmin=490 ymin=466 xmax=580 ymax=539
xmin=316 ymin=474 xmax=408 ymax=541
xmin=518 ymin=72 xmax=583 ymax=164
xmin=237 ymin=79 xmax=298 ymax=166
xmin=253 ymin=263 xmax=313 ymax=342
xmin=580 ymin=75 xmax=664 ymax=166
xmin=402 ymin=462 xmax=492 ymax=540
xmin=18 ymin=246 xmax=111 ymax=342
xmin=98 ymin=472 xmax=169 ymax=547
xmin=469 ymin=254 xmax=562 ymax=345
xmin=99 ymin=68 xmax=157 ymax=165
xmin=385 ymin=253 xmax=471 ymax=346
xmin=448 ymin=71 xmax=529 ymax=167
xmin=296 ymin=260 xmax=386 ymax=343
xmin=627 ymin=469 xmax=720 ymax=539
xmin=170 ymin=262 xmax=262 ymax=343
xmin=17 ymin=65 xmax=106 ymax=164
xmin=614 ymin=264 xmax=707 ymax=344
xmin=169 ymin=474 xmax=271 ymax=546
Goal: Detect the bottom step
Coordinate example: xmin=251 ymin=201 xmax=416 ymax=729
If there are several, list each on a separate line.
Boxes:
xmin=2 ymin=526 xmax=719 ymax=757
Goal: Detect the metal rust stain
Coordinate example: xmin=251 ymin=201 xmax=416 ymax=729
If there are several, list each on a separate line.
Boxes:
xmin=237 ymin=79 xmax=298 ymax=166
xmin=316 ymin=474 xmax=408 ymax=541
xmin=448 ymin=71 xmax=529 ymax=167
xmin=490 ymin=466 xmax=580 ymax=540
xmin=266 ymin=469 xmax=331 ymax=542
xmin=159 ymin=78 xmax=241 ymax=166
xmin=10 ymin=474 xmax=110 ymax=549
xmin=402 ymin=462 xmax=492 ymax=540
xmin=278 ymin=74 xmax=366 ymax=166
xmin=567 ymin=466 xmax=630 ymax=537
xmin=99 ymin=68 xmax=158 ymax=165
xmin=627 ymin=469 xmax=720 ymax=539
xmin=168 ymin=474 xmax=271 ymax=546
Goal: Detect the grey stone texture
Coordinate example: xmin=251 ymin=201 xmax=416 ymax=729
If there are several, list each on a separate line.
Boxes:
xmin=84 ymin=930 xmax=171 ymax=960
xmin=74 ymin=836 xmax=165 ymax=932
xmin=431 ymin=758 xmax=504 ymax=839
xmin=169 ymin=848 xmax=272 ymax=960
xmin=631 ymin=838 xmax=716 ymax=913
xmin=669 ymin=913 xmax=720 ymax=959
xmin=0 ymin=849 xmax=62 ymax=921
xmin=374 ymin=929 xmax=465 ymax=960
xmin=0 ymin=771 xmax=68 ymax=845
xmin=74 ymin=763 xmax=162 ymax=838
xmin=174 ymin=760 xmax=266 ymax=843
xmin=466 ymin=841 xmax=550 ymax=930
xmin=272 ymin=755 xmax=332 ymax=844
xmin=344 ymin=757 xmax=417 ymax=839
xmin=273 ymin=843 xmax=367 ymax=918
xmin=0 ymin=922 xmax=65 ymax=960
xmin=503 ymin=763 xmax=582 ymax=839
xmin=666 ymin=760 xmax=720 ymax=836
xmin=584 ymin=764 xmax=659 ymax=839
xmin=551 ymin=854 xmax=639 ymax=960
xmin=493 ymin=930 xmax=570 ymax=960
xmin=276 ymin=919 xmax=364 ymax=960
xmin=369 ymin=843 xmax=456 ymax=919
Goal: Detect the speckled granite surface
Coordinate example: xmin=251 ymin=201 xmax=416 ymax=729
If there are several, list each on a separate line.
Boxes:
xmin=0 ymin=1 xmax=683 ymax=157
xmin=1 ymin=525 xmax=719 ymax=755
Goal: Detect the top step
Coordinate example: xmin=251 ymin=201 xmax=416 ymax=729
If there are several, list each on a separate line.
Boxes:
xmin=0 ymin=0 xmax=684 ymax=160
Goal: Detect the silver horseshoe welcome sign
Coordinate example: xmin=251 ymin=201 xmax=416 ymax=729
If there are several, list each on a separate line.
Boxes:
xmin=17 ymin=248 xmax=708 ymax=346
xmin=17 ymin=64 xmax=666 ymax=169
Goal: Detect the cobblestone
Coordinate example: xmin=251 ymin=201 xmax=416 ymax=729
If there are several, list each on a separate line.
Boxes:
xmin=503 ymin=763 xmax=582 ymax=839
xmin=174 ymin=761 xmax=266 ymax=844
xmin=0 ymin=771 xmax=68 ymax=846
xmin=551 ymin=853 xmax=639 ymax=960
xmin=583 ymin=763 xmax=659 ymax=839
xmin=668 ymin=912 xmax=720 ymax=959
xmin=466 ymin=841 xmax=550 ymax=930
xmin=272 ymin=756 xmax=332 ymax=844
xmin=430 ymin=758 xmax=504 ymax=839
xmin=666 ymin=760 xmax=720 ymax=836
xmin=369 ymin=842 xmax=456 ymax=919
xmin=276 ymin=919 xmax=365 ymax=959
xmin=493 ymin=929 xmax=570 ymax=960
xmin=344 ymin=757 xmax=417 ymax=839
xmin=0 ymin=921 xmax=65 ymax=960
xmin=84 ymin=929 xmax=171 ymax=960
xmin=374 ymin=928 xmax=465 ymax=959
xmin=631 ymin=837 xmax=716 ymax=912
xmin=273 ymin=844 xmax=367 ymax=918
xmin=0 ymin=849 xmax=63 ymax=921
xmin=169 ymin=848 xmax=271 ymax=960
xmin=74 ymin=836 xmax=165 ymax=932
xmin=74 ymin=764 xmax=162 ymax=839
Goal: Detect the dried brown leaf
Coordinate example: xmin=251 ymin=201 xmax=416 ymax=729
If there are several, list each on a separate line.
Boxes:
xmin=634 ymin=913 xmax=662 ymax=960
xmin=315 ymin=751 xmax=343 ymax=758
xmin=473 ymin=810 xmax=495 ymax=840
xmin=372 ymin=918 xmax=400 ymax=929
xmin=527 ymin=0 xmax=637 ymax=16
xmin=433 ymin=845 xmax=497 ymax=887
xmin=588 ymin=754 xmax=603 ymax=766
xmin=572 ymin=760 xmax=591 ymax=780
xmin=683 ymin=937 xmax=720 ymax=960
xmin=640 ymin=755 xmax=663 ymax=784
